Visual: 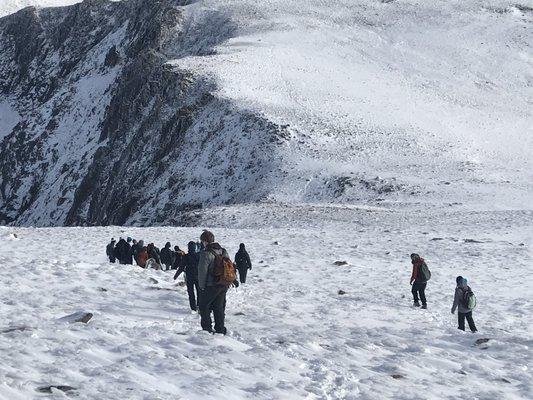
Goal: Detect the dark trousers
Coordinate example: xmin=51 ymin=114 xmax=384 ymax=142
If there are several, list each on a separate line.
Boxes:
xmin=199 ymin=285 xmax=228 ymax=333
xmin=186 ymin=279 xmax=200 ymax=311
xmin=411 ymin=281 xmax=427 ymax=305
xmin=458 ymin=311 xmax=477 ymax=332
xmin=238 ymin=268 xmax=248 ymax=283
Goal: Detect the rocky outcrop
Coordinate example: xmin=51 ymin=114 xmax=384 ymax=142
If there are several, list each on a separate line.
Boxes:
xmin=0 ymin=0 xmax=286 ymax=226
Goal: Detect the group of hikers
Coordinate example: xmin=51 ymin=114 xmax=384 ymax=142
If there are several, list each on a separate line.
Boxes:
xmin=106 ymin=231 xmax=252 ymax=334
xmin=106 ymin=237 xmax=477 ymax=334
xmin=409 ymin=253 xmax=478 ymax=332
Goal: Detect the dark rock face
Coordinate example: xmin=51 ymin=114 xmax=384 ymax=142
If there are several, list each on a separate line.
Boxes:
xmin=0 ymin=0 xmax=286 ymax=226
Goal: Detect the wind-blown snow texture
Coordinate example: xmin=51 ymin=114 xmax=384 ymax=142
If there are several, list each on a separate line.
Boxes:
xmin=0 ymin=0 xmax=532 ymax=226
xmin=0 ymin=208 xmax=532 ymax=399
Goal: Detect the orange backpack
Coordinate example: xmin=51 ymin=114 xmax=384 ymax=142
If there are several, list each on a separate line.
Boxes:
xmin=210 ymin=250 xmax=236 ymax=285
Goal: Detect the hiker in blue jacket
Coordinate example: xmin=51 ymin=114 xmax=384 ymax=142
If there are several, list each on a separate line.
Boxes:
xmin=451 ymin=276 xmax=478 ymax=332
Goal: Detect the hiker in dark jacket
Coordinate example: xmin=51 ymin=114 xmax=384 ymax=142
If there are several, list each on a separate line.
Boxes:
xmin=114 ymin=238 xmax=131 ymax=264
xmin=451 ymin=276 xmax=477 ymax=332
xmin=131 ymin=239 xmax=140 ymax=259
xmin=174 ymin=241 xmax=201 ymax=311
xmin=234 ymin=243 xmax=252 ymax=283
xmin=173 ymin=246 xmax=185 ymax=270
xmin=160 ymin=242 xmax=174 ymax=271
xmin=106 ymin=239 xmax=116 ymax=263
xmin=410 ymin=253 xmax=428 ymax=309
xmin=197 ymin=230 xmax=232 ymax=334
xmin=147 ymin=243 xmax=161 ymax=264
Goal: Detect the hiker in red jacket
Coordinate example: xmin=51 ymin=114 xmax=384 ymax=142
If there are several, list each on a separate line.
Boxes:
xmin=410 ymin=253 xmax=429 ymax=309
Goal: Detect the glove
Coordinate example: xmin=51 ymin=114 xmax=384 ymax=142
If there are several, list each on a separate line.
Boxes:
xmin=233 ymin=280 xmax=240 ymax=288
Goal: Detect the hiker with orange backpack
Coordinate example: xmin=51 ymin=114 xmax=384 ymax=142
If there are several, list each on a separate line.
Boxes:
xmin=197 ymin=230 xmax=236 ymax=334
xmin=409 ymin=253 xmax=431 ymax=309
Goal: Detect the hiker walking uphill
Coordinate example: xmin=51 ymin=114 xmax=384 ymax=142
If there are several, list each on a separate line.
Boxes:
xmin=409 ymin=253 xmax=431 ymax=309
xmin=451 ymin=276 xmax=478 ymax=332
xmin=106 ymin=239 xmax=116 ymax=263
xmin=115 ymin=238 xmax=131 ymax=265
xmin=160 ymin=242 xmax=174 ymax=271
xmin=235 ymin=243 xmax=252 ymax=284
xmin=131 ymin=239 xmax=141 ymax=260
xmin=174 ymin=241 xmax=200 ymax=311
xmin=197 ymin=230 xmax=236 ymax=334
xmin=173 ymin=246 xmax=186 ymax=270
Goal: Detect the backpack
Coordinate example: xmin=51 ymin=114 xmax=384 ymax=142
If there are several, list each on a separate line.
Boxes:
xmin=210 ymin=250 xmax=236 ymax=285
xmin=461 ymin=286 xmax=477 ymax=310
xmin=419 ymin=262 xmax=431 ymax=281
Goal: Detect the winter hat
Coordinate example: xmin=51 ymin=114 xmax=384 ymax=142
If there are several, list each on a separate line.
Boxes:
xmin=127 ymin=237 xmax=132 ymax=242
xmin=456 ymin=276 xmax=463 ymax=285
xmin=410 ymin=253 xmax=420 ymax=260
xmin=239 ymin=243 xmax=246 ymax=250
xmin=165 ymin=242 xmax=171 ymax=248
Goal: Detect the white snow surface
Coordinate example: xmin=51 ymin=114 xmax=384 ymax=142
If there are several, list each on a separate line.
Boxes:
xmin=0 ymin=206 xmax=532 ymax=399
xmin=170 ymin=0 xmax=533 ymax=208
xmin=0 ymin=0 xmax=81 ymax=17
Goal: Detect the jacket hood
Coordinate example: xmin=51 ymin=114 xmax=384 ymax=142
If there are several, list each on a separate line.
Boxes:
xmin=188 ymin=241 xmax=197 ymax=253
xmin=207 ymin=242 xmax=222 ymax=251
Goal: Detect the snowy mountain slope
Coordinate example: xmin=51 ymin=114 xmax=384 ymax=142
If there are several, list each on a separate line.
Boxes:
xmin=171 ymin=0 xmax=533 ymax=208
xmin=0 ymin=0 xmax=81 ymax=17
xmin=0 ymin=0 xmax=286 ymax=226
xmin=0 ymin=0 xmax=532 ymax=227
xmin=0 ymin=207 xmax=531 ymax=398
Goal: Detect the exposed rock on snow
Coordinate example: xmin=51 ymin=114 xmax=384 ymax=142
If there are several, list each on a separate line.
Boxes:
xmin=1 ymin=325 xmax=32 ymax=333
xmin=58 ymin=311 xmax=93 ymax=324
xmin=36 ymin=385 xmax=76 ymax=394
xmin=333 ymin=261 xmax=348 ymax=266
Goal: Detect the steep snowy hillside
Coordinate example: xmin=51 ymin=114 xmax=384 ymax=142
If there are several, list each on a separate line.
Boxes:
xmin=172 ymin=0 xmax=533 ymax=208
xmin=0 ymin=208 xmax=531 ymax=398
xmin=0 ymin=0 xmax=532 ymax=227
xmin=0 ymin=0 xmax=285 ymax=226
xmin=0 ymin=0 xmax=81 ymax=17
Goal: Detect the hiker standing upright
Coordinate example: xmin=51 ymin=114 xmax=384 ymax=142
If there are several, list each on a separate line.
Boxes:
xmin=114 ymin=238 xmax=130 ymax=264
xmin=124 ymin=237 xmax=133 ymax=264
xmin=410 ymin=253 xmax=430 ymax=309
xmin=147 ymin=243 xmax=161 ymax=265
xmin=174 ymin=241 xmax=200 ymax=311
xmin=234 ymin=243 xmax=252 ymax=284
xmin=173 ymin=246 xmax=186 ymax=270
xmin=197 ymin=230 xmax=235 ymax=334
xmin=160 ymin=242 xmax=173 ymax=271
xmin=106 ymin=238 xmax=116 ymax=263
xmin=451 ymin=276 xmax=478 ymax=332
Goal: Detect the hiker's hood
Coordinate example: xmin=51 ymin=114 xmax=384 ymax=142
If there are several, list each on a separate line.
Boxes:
xmin=207 ymin=242 xmax=222 ymax=252
xmin=187 ymin=241 xmax=196 ymax=253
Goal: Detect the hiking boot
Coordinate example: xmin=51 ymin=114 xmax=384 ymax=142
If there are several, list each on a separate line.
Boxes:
xmin=413 ymin=301 xmax=421 ymax=307
xmin=421 ymin=304 xmax=427 ymax=309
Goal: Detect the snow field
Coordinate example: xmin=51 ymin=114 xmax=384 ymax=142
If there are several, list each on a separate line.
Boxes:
xmin=0 ymin=207 xmax=531 ymax=399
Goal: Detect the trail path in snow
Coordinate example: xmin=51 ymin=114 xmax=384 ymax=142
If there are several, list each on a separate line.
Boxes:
xmin=0 ymin=207 xmax=531 ymax=399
